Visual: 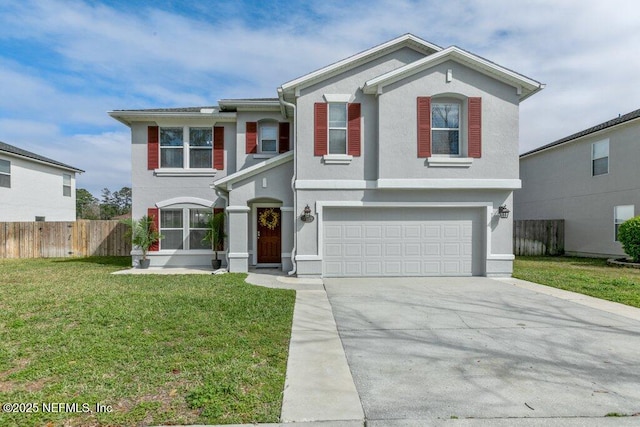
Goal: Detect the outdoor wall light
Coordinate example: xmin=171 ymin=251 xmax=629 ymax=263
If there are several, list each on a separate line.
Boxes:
xmin=300 ymin=204 xmax=315 ymax=223
xmin=498 ymin=205 xmax=510 ymax=219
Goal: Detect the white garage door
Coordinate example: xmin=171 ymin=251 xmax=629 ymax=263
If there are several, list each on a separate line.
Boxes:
xmin=323 ymin=207 xmax=479 ymax=277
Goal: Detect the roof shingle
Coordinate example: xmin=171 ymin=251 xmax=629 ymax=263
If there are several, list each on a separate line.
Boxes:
xmin=0 ymin=141 xmax=84 ymax=172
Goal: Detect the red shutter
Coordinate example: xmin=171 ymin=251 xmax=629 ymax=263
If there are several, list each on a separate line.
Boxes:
xmin=147 ymin=207 xmax=159 ymax=251
xmin=148 ymin=126 xmax=159 ymax=169
xmin=246 ymin=122 xmax=257 ymax=154
xmin=347 ymin=103 xmax=361 ymax=156
xmin=417 ymin=97 xmax=431 ymax=158
xmin=279 ymin=122 xmax=290 ymax=153
xmin=213 ymin=126 xmax=224 ymax=169
xmin=468 ymin=97 xmax=482 ymax=158
xmin=314 ymin=103 xmax=328 ymax=156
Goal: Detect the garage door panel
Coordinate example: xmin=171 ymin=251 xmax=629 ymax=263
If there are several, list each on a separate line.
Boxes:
xmin=364 ymin=225 xmax=382 ymax=238
xmin=323 ymin=208 xmax=479 ymax=277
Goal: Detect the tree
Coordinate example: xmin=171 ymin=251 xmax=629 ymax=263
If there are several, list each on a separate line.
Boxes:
xmin=76 ymin=188 xmax=100 ymax=219
xmin=100 ymin=186 xmax=131 ymax=219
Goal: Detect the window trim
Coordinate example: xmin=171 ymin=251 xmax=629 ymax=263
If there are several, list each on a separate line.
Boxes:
xmin=431 ymin=101 xmax=462 ymax=157
xmin=258 ymin=121 xmax=278 ymax=154
xmin=63 ymin=174 xmax=71 ymax=197
xmin=159 ymin=207 xmax=214 ymax=252
xmin=188 ymin=127 xmax=213 ymax=169
xmin=591 ymin=139 xmax=609 ymax=177
xmin=0 ymin=158 xmax=11 ymax=188
xmin=614 ymin=205 xmax=634 ymax=242
xmin=328 ymin=102 xmax=348 ymax=155
xmin=159 ymin=126 xmax=215 ymax=170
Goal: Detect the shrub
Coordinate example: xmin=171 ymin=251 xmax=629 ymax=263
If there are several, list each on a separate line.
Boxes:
xmin=618 ymin=216 xmax=640 ymax=262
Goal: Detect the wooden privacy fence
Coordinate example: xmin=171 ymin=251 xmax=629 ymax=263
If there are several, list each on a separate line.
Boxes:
xmin=514 ymin=219 xmax=565 ymax=256
xmin=0 ymin=220 xmax=131 ymax=259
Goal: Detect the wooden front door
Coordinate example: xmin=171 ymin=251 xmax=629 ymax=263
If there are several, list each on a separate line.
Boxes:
xmin=257 ymin=207 xmax=282 ymax=264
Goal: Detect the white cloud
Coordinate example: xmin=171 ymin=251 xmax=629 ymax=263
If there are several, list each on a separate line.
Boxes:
xmin=1 ymin=0 xmax=640 ymax=198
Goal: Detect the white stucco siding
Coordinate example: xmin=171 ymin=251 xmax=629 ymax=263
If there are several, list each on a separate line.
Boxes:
xmin=0 ymin=154 xmax=77 ymax=221
xmin=130 ymin=121 xmax=234 ymax=219
xmin=378 ymin=60 xmax=520 ymax=181
xmin=295 ymin=47 xmax=429 ymax=182
xmin=515 ymin=120 xmax=640 ymax=257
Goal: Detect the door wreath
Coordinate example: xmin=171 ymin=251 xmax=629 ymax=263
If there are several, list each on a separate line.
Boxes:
xmin=259 ymin=208 xmax=280 ymax=230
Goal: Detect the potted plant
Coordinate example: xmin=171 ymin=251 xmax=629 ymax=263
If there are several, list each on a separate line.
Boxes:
xmin=203 ymin=210 xmax=226 ymax=269
xmin=122 ymin=215 xmax=162 ymax=269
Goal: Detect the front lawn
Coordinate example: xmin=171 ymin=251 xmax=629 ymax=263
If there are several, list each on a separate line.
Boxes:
xmin=513 ymin=256 xmax=640 ymax=308
xmin=0 ymin=257 xmax=295 ymax=426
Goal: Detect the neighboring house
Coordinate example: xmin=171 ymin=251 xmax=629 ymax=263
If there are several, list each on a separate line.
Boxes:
xmin=515 ymin=108 xmax=640 ymax=258
xmin=0 ymin=141 xmax=84 ymax=222
xmin=110 ymin=34 xmax=543 ymax=277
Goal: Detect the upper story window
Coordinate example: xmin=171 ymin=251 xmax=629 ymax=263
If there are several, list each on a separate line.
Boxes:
xmin=592 ymin=139 xmax=609 ymax=176
xmin=160 ymin=128 xmax=184 ymax=168
xmin=328 ymin=103 xmax=348 ymax=154
xmin=259 ymin=122 xmax=278 ymax=153
xmin=0 ymin=159 xmax=10 ymax=188
xmin=189 ymin=128 xmax=213 ymax=168
xmin=431 ymin=102 xmax=460 ymax=156
xmin=159 ymin=127 xmax=213 ymax=169
xmin=614 ymin=205 xmax=634 ymax=241
xmin=63 ymin=174 xmax=71 ymax=197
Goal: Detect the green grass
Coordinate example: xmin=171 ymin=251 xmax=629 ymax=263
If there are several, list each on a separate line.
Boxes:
xmin=0 ymin=257 xmax=295 ymax=426
xmin=514 ymin=256 xmax=640 ymax=308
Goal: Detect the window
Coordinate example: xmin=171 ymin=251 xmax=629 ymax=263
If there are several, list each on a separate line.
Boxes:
xmin=189 ymin=209 xmax=209 ymax=250
xmin=160 ymin=128 xmax=184 ymax=168
xmin=259 ymin=123 xmax=278 ymax=153
xmin=328 ymin=103 xmax=347 ymax=154
xmin=432 ymin=102 xmax=460 ymax=155
xmin=160 ymin=127 xmax=215 ymax=169
xmin=614 ymin=205 xmax=634 ymax=241
xmin=35 ymin=216 xmax=45 ymax=222
xmin=160 ymin=208 xmax=211 ymax=250
xmin=160 ymin=209 xmax=183 ymax=249
xmin=0 ymin=159 xmax=10 ymax=188
xmin=592 ymin=139 xmax=609 ymax=176
xmin=189 ymin=128 xmax=212 ymax=168
xmin=63 ymin=174 xmax=71 ymax=197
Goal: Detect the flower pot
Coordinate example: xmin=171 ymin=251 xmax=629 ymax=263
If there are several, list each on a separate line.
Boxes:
xmin=139 ymin=259 xmax=151 ymax=269
xmin=212 ymin=259 xmax=222 ymax=270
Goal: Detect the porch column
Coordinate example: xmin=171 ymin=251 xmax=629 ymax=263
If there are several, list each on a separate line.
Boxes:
xmin=280 ymin=207 xmax=294 ymax=272
xmin=226 ymin=205 xmax=250 ymax=272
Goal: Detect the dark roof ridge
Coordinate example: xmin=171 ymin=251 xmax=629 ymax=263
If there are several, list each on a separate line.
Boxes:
xmin=521 ymin=107 xmax=640 ymax=157
xmin=0 ymin=141 xmax=84 ymax=172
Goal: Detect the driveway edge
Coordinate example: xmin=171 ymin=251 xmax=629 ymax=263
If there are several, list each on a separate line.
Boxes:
xmin=495 ymin=277 xmax=640 ymax=321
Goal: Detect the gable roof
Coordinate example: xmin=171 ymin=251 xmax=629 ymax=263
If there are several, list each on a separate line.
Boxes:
xmin=0 ymin=141 xmax=84 ymax=173
xmin=279 ymin=33 xmax=442 ymax=94
xmin=363 ymin=46 xmax=544 ymax=101
xmin=520 ymin=107 xmax=640 ymax=158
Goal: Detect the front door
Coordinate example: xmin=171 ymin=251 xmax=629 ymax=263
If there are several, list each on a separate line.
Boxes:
xmin=257 ymin=207 xmax=282 ymax=264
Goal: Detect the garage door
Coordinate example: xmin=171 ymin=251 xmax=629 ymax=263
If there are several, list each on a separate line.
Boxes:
xmin=323 ymin=207 xmax=479 ymax=277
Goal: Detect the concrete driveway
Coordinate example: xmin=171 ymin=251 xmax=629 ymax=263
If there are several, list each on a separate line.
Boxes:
xmin=324 ymin=277 xmax=640 ymax=425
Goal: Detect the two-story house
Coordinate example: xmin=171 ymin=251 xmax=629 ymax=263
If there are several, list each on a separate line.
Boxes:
xmin=110 ymin=34 xmax=543 ymax=277
xmin=0 ymin=141 xmax=83 ymax=222
xmin=515 ymin=108 xmax=640 ymax=258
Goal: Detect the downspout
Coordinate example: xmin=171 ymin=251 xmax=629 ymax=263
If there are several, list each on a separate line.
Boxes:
xmin=214 ymin=187 xmax=229 ymax=269
xmin=278 ymin=87 xmax=297 ymax=276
